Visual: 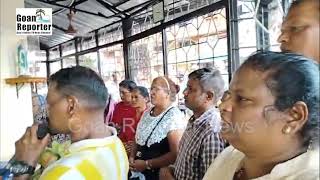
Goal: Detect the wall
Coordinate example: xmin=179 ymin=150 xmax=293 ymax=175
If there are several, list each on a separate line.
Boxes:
xmin=0 ymin=0 xmax=33 ymax=161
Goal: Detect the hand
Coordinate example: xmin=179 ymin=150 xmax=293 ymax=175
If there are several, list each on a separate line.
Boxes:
xmin=130 ymin=159 xmax=147 ymax=172
xmin=129 ymin=156 xmax=135 ymax=170
xmin=159 ymin=166 xmax=175 ymax=180
xmin=14 ymin=124 xmax=51 ymax=167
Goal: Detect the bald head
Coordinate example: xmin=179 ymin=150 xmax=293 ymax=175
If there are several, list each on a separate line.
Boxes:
xmin=278 ymin=0 xmax=319 ymax=63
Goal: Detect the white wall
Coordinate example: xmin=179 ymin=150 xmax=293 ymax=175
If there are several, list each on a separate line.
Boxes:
xmin=0 ymin=0 xmax=33 ymax=161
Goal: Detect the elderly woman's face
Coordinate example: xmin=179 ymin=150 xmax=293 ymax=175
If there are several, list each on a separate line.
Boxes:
xmin=46 ymin=83 xmax=70 ymax=134
xmin=150 ymin=78 xmax=169 ymax=106
xmin=219 ymin=67 xmax=287 ymax=152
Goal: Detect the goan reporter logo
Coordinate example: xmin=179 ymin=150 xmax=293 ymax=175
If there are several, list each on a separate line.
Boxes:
xmin=16 ymin=8 xmax=52 ymax=35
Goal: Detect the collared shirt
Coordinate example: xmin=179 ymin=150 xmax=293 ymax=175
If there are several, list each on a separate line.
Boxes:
xmin=40 ymin=127 xmax=129 ymax=180
xmin=203 ymin=146 xmax=320 ymax=180
xmin=174 ymin=107 xmax=225 ymax=180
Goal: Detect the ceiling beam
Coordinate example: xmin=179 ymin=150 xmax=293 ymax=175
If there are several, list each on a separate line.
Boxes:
xmin=96 ymin=0 xmax=129 ymax=18
xmin=35 ymin=0 xmax=114 ymax=19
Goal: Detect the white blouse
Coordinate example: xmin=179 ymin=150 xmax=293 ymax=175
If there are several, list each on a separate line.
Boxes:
xmin=203 ymin=146 xmax=319 ymax=180
xmin=135 ymin=106 xmax=187 ymax=147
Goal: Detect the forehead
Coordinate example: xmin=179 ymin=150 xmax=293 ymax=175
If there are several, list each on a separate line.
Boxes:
xmin=230 ymin=67 xmax=272 ymax=97
xmin=187 ymin=78 xmax=201 ymax=88
xmin=47 ymin=83 xmax=61 ymax=99
xmin=284 ymin=2 xmax=319 ymax=25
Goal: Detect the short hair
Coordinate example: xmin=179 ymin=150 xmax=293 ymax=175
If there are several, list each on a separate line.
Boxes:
xmin=133 ymin=86 xmax=149 ymax=99
xmin=289 ymin=0 xmax=319 ymax=15
xmin=188 ymin=68 xmax=225 ymax=103
xmin=242 ymin=51 xmax=319 ymax=148
xmin=119 ymin=80 xmax=137 ymax=92
xmin=49 ymin=66 xmax=108 ymax=109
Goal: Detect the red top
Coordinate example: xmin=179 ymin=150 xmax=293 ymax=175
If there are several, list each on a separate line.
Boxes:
xmin=110 ymin=102 xmax=141 ymax=143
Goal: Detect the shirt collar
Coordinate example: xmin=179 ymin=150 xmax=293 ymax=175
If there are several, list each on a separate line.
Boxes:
xmin=189 ymin=107 xmax=220 ymax=128
xmin=68 ymin=126 xmax=118 ymax=153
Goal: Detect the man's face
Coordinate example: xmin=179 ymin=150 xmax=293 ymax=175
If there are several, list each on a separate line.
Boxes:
xmin=46 ymin=83 xmax=70 ymax=134
xmin=183 ymin=78 xmax=208 ymax=111
xmin=119 ymin=87 xmax=132 ymax=104
xmin=278 ymin=1 xmax=319 ymax=63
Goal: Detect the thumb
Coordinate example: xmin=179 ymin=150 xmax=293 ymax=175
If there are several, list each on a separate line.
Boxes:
xmin=41 ymin=134 xmax=51 ymax=148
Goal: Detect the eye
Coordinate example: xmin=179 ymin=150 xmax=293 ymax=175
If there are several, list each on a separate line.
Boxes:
xmin=290 ymin=26 xmax=306 ymax=33
xmin=236 ymin=95 xmax=250 ymax=103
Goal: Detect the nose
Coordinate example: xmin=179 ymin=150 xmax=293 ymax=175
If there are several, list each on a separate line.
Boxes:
xmin=219 ymin=98 xmax=232 ymax=113
xmin=277 ymin=31 xmax=289 ymax=44
xmin=183 ymin=88 xmax=188 ymax=96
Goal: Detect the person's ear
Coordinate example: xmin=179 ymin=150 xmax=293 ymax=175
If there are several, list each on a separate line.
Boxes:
xmin=206 ymin=91 xmax=215 ymax=102
xmin=282 ymin=101 xmax=308 ymax=135
xmin=66 ymin=95 xmax=79 ymax=116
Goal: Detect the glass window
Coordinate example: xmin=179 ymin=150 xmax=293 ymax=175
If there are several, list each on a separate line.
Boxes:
xmin=129 ymin=33 xmax=164 ymax=87
xmin=50 ymin=61 xmax=61 ymax=75
xmin=100 ymin=44 xmax=125 ymax=101
xmin=49 ymin=47 xmax=59 ymax=60
xmin=80 ymin=33 xmax=96 ymax=51
xmin=79 ymin=52 xmax=99 ymax=73
xmin=62 ymin=56 xmax=76 ymax=68
xmin=62 ymin=41 xmax=76 ymax=56
xmin=166 ymin=8 xmax=229 ymax=105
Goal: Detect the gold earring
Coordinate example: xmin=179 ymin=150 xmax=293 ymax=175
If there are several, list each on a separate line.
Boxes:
xmin=282 ymin=126 xmax=292 ymax=134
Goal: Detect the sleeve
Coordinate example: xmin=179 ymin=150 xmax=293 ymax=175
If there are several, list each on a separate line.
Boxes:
xmin=200 ymin=132 xmax=225 ymax=175
xmin=40 ymin=165 xmax=82 ymax=180
xmin=167 ymin=108 xmax=187 ymax=132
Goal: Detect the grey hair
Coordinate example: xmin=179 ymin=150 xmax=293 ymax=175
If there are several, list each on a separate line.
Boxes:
xmin=188 ymin=67 xmax=225 ymax=103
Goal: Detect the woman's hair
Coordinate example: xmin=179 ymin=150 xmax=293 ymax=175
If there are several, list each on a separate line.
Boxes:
xmin=49 ymin=66 xmax=108 ymax=109
xmin=119 ymin=80 xmax=137 ymax=92
xmin=154 ymin=76 xmax=180 ymax=102
xmin=188 ymin=67 xmax=225 ymax=103
xmin=133 ymin=86 xmax=149 ymax=99
xmin=241 ymin=51 xmax=319 ymax=148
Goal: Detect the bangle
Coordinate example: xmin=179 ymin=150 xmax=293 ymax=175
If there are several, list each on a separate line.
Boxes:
xmin=145 ymin=160 xmax=152 ymax=170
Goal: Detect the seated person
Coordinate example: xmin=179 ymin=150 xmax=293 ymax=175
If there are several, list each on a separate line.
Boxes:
xmin=203 ymin=51 xmax=319 ymax=180
xmin=13 ymin=66 xmax=129 ymax=180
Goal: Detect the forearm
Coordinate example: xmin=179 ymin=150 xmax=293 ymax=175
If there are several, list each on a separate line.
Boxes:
xmin=129 ymin=141 xmax=137 ymax=159
xmin=147 ymin=151 xmax=176 ymax=169
xmin=13 ymin=174 xmax=30 ymax=180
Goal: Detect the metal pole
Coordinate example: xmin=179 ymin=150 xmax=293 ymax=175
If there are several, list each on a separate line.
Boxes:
xmin=122 ymin=18 xmax=132 ymax=79
xmin=95 ymin=30 xmax=102 ymax=75
xmin=162 ymin=28 xmax=168 ymax=75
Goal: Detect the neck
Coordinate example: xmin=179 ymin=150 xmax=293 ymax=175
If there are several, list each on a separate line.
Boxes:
xmin=136 ymin=104 xmax=147 ymax=114
xmin=242 ymin=140 xmax=306 ymax=179
xmin=153 ymin=101 xmax=171 ymax=115
xmin=70 ymin=114 xmax=111 ymax=143
xmin=193 ymin=104 xmax=214 ymax=119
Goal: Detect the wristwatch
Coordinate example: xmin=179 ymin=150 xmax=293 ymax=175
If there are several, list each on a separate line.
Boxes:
xmin=8 ymin=160 xmax=35 ymax=176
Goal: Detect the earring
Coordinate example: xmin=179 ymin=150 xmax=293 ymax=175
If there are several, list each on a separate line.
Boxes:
xmin=282 ymin=126 xmax=292 ymax=134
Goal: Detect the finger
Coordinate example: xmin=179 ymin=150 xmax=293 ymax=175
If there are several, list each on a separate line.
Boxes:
xmin=21 ymin=127 xmax=32 ymax=144
xmin=41 ymin=134 xmax=51 ymax=147
xmin=30 ymin=124 xmax=39 ymax=143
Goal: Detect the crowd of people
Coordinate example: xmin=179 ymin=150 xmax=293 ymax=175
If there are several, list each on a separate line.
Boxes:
xmin=8 ymin=0 xmax=319 ymax=179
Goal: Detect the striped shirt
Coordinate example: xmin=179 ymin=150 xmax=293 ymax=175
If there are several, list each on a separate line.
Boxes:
xmin=40 ymin=127 xmax=129 ymax=180
xmin=174 ymin=107 xmax=226 ymax=180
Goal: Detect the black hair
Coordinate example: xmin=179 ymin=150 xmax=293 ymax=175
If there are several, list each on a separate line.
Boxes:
xmin=133 ymin=86 xmax=149 ymax=99
xmin=119 ymin=80 xmax=137 ymax=92
xmin=188 ymin=67 xmax=225 ymax=103
xmin=49 ymin=66 xmax=108 ymax=109
xmin=242 ymin=51 xmax=319 ymax=148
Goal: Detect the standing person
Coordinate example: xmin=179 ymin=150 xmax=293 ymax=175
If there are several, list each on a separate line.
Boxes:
xmin=125 ymin=86 xmax=150 ymax=155
xmin=110 ymin=80 xmax=138 ymax=152
xmin=278 ymin=0 xmax=319 ymax=63
xmin=13 ymin=66 xmax=129 ymax=180
xmin=129 ymin=76 xmax=187 ymax=180
xmin=203 ymin=51 xmax=319 ymax=180
xmin=160 ymin=68 xmax=226 ymax=180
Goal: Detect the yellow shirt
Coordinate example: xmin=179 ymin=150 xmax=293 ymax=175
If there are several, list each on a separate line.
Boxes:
xmin=203 ymin=146 xmax=319 ymax=180
xmin=40 ymin=127 xmax=129 ymax=180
